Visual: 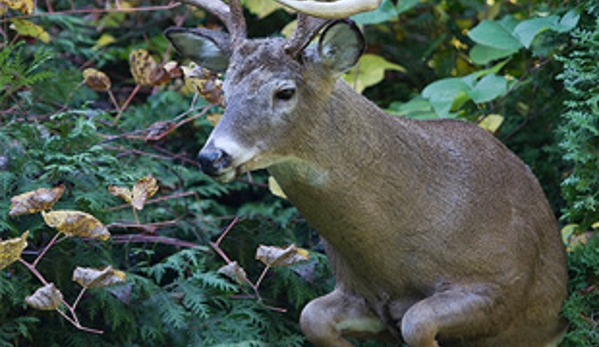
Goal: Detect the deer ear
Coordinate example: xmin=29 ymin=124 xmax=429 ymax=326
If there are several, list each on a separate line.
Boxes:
xmin=164 ymin=27 xmax=232 ymax=73
xmin=317 ymin=20 xmax=365 ymax=75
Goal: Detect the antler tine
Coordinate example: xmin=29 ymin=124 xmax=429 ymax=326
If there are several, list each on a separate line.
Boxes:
xmin=177 ymin=0 xmax=246 ymax=42
xmin=284 ymin=14 xmax=329 ymax=58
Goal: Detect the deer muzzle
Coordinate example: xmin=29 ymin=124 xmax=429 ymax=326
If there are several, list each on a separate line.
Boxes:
xmin=197 ymin=147 xmax=235 ymax=182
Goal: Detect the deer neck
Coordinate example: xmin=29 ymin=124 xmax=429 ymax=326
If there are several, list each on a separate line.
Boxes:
xmin=267 ymin=80 xmax=423 ymax=247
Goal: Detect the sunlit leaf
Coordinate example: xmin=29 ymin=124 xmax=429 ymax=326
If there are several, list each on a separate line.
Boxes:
xmin=9 ymin=185 xmax=65 ymax=217
xmin=73 ymin=266 xmax=126 ymax=289
xmin=256 ymin=244 xmax=309 ymax=267
xmin=131 ymin=176 xmax=159 ymax=210
xmin=93 ymin=33 xmax=116 ymax=50
xmin=478 ymin=114 xmax=504 ymax=133
xmin=268 ymin=176 xmax=287 ymax=199
xmin=83 ymin=68 xmax=111 ymax=92
xmin=1 ymin=0 xmax=33 ymax=14
xmin=217 ymin=261 xmax=247 ymax=284
xmin=25 ymin=283 xmax=63 ymax=310
xmin=109 ymin=176 xmax=158 ymax=210
xmin=42 ymin=210 xmax=110 ymax=240
xmin=245 ymin=0 xmax=286 ymax=18
xmin=0 ymin=231 xmax=29 ymax=271
xmin=343 ymin=54 xmax=405 ymax=93
xmin=108 ymin=185 xmax=132 ymax=204
xmin=10 ymin=19 xmax=50 ymax=43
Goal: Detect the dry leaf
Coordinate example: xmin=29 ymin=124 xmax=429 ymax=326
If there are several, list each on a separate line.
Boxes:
xmin=129 ymin=50 xmax=172 ymax=87
xmin=42 ymin=210 xmax=110 ymax=240
xmin=9 ymin=185 xmax=65 ymax=217
xmin=25 ymin=283 xmax=63 ymax=310
xmin=0 ymin=231 xmax=29 ymax=271
xmin=182 ymin=63 xmax=224 ymax=106
xmin=108 ymin=185 xmax=132 ymax=204
xmin=73 ymin=266 xmax=126 ymax=289
xmin=1 ymin=0 xmax=34 ymax=14
xmin=109 ymin=176 xmax=158 ymax=210
xmin=131 ymin=176 xmax=158 ymax=210
xmin=256 ymin=244 xmax=309 ymax=267
xmin=268 ymin=176 xmax=287 ymax=199
xmin=217 ymin=261 xmax=247 ymax=284
xmin=10 ymin=19 xmax=50 ymax=43
xmin=83 ymin=68 xmax=111 ymax=92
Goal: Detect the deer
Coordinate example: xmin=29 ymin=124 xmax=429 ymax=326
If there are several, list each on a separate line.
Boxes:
xmin=165 ymin=0 xmax=569 ymax=346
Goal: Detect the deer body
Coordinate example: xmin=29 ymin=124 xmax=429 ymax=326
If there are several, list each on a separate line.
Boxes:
xmin=166 ymin=5 xmax=568 ymax=346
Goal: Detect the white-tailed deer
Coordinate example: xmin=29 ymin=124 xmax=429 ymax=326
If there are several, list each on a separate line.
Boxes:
xmin=165 ymin=1 xmax=568 ymax=346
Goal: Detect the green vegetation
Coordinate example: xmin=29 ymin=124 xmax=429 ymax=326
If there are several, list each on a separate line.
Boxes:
xmin=0 ymin=0 xmax=597 ymax=346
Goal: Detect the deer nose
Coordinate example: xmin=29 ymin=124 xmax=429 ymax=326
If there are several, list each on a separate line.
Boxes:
xmin=198 ymin=148 xmax=232 ymax=176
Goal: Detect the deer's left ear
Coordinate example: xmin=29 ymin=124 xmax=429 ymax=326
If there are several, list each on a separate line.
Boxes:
xmin=317 ymin=20 xmax=365 ymax=76
xmin=165 ymin=27 xmax=232 ymax=73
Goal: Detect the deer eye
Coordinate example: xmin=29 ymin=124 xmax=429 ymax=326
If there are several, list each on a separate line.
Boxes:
xmin=275 ymin=88 xmax=295 ymax=101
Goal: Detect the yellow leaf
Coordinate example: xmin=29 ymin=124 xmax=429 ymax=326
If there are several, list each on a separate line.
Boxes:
xmin=256 ymin=244 xmax=309 ymax=267
xmin=129 ymin=49 xmax=163 ymax=87
xmin=268 ymin=176 xmax=287 ymax=199
xmin=73 ymin=266 xmax=126 ymax=289
xmin=592 ymin=221 xmax=599 ymax=229
xmin=182 ymin=63 xmax=224 ymax=106
xmin=1 ymin=0 xmax=33 ymax=14
xmin=343 ymin=54 xmax=405 ymax=93
xmin=245 ymin=0 xmax=286 ymax=18
xmin=0 ymin=231 xmax=29 ymax=271
xmin=10 ymin=19 xmax=50 ymax=43
xmin=131 ymin=176 xmax=159 ymax=210
xmin=478 ymin=114 xmax=504 ymax=133
xmin=83 ymin=68 xmax=112 ymax=92
xmin=42 ymin=210 xmax=110 ymax=240
xmin=93 ymin=33 xmax=116 ymax=50
xmin=108 ymin=185 xmax=133 ymax=204
xmin=25 ymin=283 xmax=63 ymax=310
xmin=217 ymin=261 xmax=247 ymax=284
xmin=9 ymin=185 xmax=65 ymax=217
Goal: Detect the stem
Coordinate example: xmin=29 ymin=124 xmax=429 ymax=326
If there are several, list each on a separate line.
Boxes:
xmin=18 ymin=258 xmax=48 ymax=286
xmin=71 ymin=287 xmax=87 ymax=311
xmin=215 ymin=216 xmax=239 ymax=246
xmin=33 ymin=232 xmax=60 ymax=267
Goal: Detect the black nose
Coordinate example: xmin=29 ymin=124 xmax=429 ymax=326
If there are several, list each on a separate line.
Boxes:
xmin=197 ymin=148 xmax=231 ymax=176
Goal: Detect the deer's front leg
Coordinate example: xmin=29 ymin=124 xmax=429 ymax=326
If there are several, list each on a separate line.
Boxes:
xmin=300 ymin=288 xmax=390 ymax=347
xmin=399 ymin=285 xmax=503 ymax=347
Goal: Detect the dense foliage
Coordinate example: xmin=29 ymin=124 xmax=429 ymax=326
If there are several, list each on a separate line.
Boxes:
xmin=0 ymin=0 xmax=597 ymax=346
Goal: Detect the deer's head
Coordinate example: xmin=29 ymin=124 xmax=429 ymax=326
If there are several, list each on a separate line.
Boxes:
xmin=165 ymin=0 xmax=364 ymax=182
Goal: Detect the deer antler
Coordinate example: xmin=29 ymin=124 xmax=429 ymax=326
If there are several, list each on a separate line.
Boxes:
xmin=177 ymin=0 xmax=246 ymax=43
xmin=274 ymin=0 xmax=381 ymax=19
xmin=284 ymin=14 xmax=329 ymax=58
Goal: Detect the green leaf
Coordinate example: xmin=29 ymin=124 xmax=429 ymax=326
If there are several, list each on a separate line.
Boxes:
xmin=343 ymin=54 xmax=405 ymax=93
xmin=513 ymin=10 xmax=580 ymax=48
xmin=397 ymin=0 xmax=419 ymax=15
xmin=468 ymin=17 xmax=522 ymax=51
xmin=421 ymin=78 xmax=469 ymax=118
xmin=388 ymin=97 xmax=438 ymax=120
xmin=470 ymin=44 xmax=518 ymax=65
xmin=468 ymin=74 xmax=508 ymax=103
xmin=351 ymin=0 xmax=398 ymax=25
